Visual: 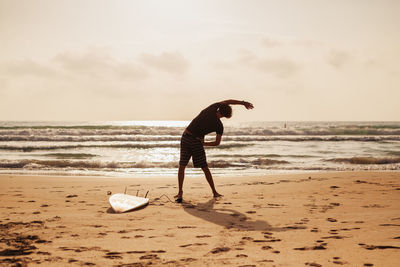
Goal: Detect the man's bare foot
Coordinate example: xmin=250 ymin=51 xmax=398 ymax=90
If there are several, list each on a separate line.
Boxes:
xmin=174 ymin=191 xmax=183 ymax=199
xmin=213 ymin=192 xmax=223 ymax=198
xmin=174 ymin=192 xmax=183 ymax=203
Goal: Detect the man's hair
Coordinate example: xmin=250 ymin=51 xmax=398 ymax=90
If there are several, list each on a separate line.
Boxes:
xmin=218 ymin=103 xmax=232 ymax=118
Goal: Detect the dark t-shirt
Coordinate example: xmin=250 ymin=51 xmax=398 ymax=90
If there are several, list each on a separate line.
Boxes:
xmin=186 ymin=102 xmax=224 ymax=138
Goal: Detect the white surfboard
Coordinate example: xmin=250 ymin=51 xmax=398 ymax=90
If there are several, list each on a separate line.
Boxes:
xmin=109 ymin=193 xmax=149 ymax=213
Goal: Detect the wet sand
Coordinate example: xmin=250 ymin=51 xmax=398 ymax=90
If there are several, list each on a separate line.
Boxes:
xmin=1 ymin=172 xmax=399 ymax=266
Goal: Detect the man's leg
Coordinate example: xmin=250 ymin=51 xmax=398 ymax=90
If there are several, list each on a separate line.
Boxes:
xmin=176 ymin=133 xmax=191 ymax=202
xmin=201 ymin=166 xmax=222 ymax=198
xmin=175 ymin=165 xmax=185 ymax=199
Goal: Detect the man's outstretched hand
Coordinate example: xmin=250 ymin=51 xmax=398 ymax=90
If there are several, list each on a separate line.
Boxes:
xmin=243 ymin=101 xmax=254 ymax=110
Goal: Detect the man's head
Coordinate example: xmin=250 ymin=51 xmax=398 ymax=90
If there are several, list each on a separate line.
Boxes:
xmin=217 ymin=103 xmax=232 ymax=118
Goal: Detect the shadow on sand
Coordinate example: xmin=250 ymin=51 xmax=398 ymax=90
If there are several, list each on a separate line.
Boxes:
xmin=183 ymin=198 xmax=302 ymax=232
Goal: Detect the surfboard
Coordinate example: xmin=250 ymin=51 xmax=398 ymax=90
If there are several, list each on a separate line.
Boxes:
xmin=109 ymin=193 xmax=149 ymax=213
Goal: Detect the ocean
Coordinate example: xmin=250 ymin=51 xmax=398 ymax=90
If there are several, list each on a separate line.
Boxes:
xmin=0 ymin=121 xmax=399 ymax=177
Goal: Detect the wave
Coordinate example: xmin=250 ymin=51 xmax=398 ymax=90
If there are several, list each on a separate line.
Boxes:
xmin=224 ymin=136 xmax=400 ymax=142
xmin=0 ymin=159 xmax=176 ymax=169
xmin=213 ymin=153 xmax=282 ymax=158
xmin=42 ymin=153 xmax=98 ymax=159
xmin=1 ymin=135 xmax=399 ymax=143
xmin=1 ymin=157 xmax=399 ymax=173
xmin=385 ymin=151 xmax=400 ymax=156
xmin=0 ymin=156 xmax=289 ymax=170
xmin=0 ymin=127 xmax=184 ymax=137
xmin=0 ymin=135 xmax=179 ymax=142
xmin=327 ymin=157 xmax=400 ymax=165
xmin=1 ymin=122 xmax=400 ymax=138
xmin=0 ymin=142 xmax=251 ymax=152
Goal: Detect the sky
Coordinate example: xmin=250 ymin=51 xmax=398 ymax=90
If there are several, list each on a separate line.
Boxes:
xmin=0 ymin=0 xmax=399 ymax=122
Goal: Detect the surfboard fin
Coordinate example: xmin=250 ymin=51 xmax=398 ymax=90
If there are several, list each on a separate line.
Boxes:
xmin=145 ymin=190 xmax=149 ymax=198
xmin=124 ymin=186 xmax=127 ymax=194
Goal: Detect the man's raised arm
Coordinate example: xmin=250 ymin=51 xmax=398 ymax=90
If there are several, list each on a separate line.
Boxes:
xmin=221 ymin=99 xmax=254 ymax=110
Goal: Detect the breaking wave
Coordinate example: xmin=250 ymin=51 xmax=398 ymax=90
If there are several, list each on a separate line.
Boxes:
xmin=42 ymin=153 xmax=98 ymax=159
xmin=0 ymin=157 xmax=289 ymax=170
xmin=1 ymin=122 xmax=400 ymax=137
xmin=1 ymin=135 xmax=399 ymax=143
xmin=327 ymin=157 xmax=400 ymax=165
xmin=0 ymin=142 xmax=250 ymax=152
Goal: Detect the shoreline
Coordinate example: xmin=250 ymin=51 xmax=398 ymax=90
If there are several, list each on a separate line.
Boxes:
xmin=1 ymin=171 xmax=399 ymax=266
xmin=1 ymin=169 xmax=400 ymax=179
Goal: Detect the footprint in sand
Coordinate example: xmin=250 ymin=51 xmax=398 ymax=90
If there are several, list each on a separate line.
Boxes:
xmin=139 ymin=254 xmax=160 ymax=260
xmin=332 ymin=257 xmax=347 ymax=265
xmin=294 ymin=243 xmax=327 ymax=250
xmin=127 ymin=250 xmax=146 ymax=254
xmin=380 ymin=223 xmax=400 ymax=227
xmin=180 ymin=243 xmax=207 ymax=248
xmin=262 ymin=245 xmax=272 ymax=250
xmin=305 ymin=263 xmax=322 ymax=267
xmin=104 ymin=252 xmax=123 ymax=259
xmin=359 ymin=244 xmax=400 ymax=250
xmin=196 ymin=235 xmax=211 ymax=238
xmin=210 ymin=247 xmax=230 ymax=254
xmin=177 ymin=226 xmax=196 ymax=229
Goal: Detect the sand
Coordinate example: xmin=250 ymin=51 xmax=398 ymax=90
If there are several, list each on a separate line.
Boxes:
xmin=1 ymin=172 xmax=399 ymax=266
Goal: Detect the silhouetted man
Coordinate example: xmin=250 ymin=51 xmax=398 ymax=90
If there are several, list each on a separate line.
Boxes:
xmin=175 ymin=99 xmax=254 ymax=203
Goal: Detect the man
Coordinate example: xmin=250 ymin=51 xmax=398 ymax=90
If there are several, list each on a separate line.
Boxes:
xmin=175 ymin=99 xmax=254 ymax=203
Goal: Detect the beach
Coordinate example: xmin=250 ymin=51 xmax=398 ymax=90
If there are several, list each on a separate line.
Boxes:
xmin=1 ymin=171 xmax=399 ymax=266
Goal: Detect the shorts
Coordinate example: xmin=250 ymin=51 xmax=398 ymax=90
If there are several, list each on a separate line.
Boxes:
xmin=179 ymin=133 xmax=207 ymax=168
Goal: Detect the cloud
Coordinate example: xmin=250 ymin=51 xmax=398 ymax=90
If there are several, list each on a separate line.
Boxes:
xmin=0 ymin=59 xmax=59 ymax=78
xmin=53 ymin=50 xmax=148 ymax=81
xmin=326 ymin=49 xmax=352 ymax=69
xmin=255 ymin=58 xmax=299 ymax=78
xmin=261 ymin=38 xmax=283 ymax=48
xmin=214 ymin=49 xmax=299 ymax=79
xmin=291 ymin=39 xmax=324 ymax=48
xmin=0 ymin=49 xmax=149 ymax=84
xmin=139 ymin=51 xmax=190 ymax=75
